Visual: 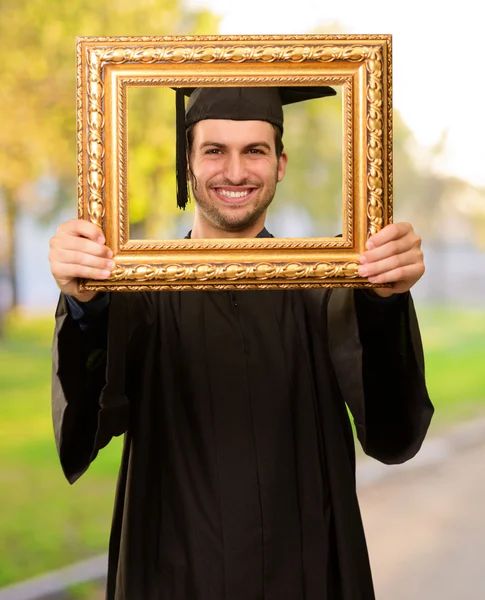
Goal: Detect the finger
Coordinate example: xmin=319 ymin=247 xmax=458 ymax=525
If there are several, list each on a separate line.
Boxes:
xmin=52 ymin=262 xmax=112 ymax=281
xmin=53 ymin=249 xmax=115 ymax=272
xmin=51 ymin=235 xmax=113 ymax=259
xmin=365 ymin=263 xmax=425 ymax=286
xmin=361 ymin=235 xmax=420 ymax=264
xmin=365 ymin=222 xmax=412 ymax=250
xmin=56 ymin=219 xmax=106 ymax=243
xmin=358 ymin=249 xmax=422 ymax=278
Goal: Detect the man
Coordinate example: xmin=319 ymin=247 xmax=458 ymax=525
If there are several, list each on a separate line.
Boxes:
xmin=49 ymin=86 xmax=433 ymax=600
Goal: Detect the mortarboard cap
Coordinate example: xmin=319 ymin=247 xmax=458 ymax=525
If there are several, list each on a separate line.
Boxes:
xmin=175 ymin=85 xmax=337 ymax=209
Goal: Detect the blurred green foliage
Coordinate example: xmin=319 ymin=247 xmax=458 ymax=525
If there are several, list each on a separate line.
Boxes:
xmin=0 ymin=0 xmax=219 ymax=200
xmin=0 ymin=0 xmax=219 ymax=305
xmin=272 ymin=88 xmax=344 ymax=236
xmin=128 ymin=87 xmax=184 ymax=238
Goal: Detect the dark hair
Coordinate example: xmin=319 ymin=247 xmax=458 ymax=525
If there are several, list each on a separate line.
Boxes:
xmin=186 ymin=123 xmax=284 ymax=159
xmin=273 ymin=125 xmax=284 ymax=159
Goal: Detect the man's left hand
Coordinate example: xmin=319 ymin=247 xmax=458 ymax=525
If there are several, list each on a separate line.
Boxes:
xmin=358 ymin=222 xmax=425 ymax=299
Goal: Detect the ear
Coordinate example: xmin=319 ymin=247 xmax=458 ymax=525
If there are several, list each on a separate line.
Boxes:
xmin=277 ymin=151 xmax=288 ymax=183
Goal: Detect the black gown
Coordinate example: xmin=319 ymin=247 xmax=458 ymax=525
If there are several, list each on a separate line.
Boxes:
xmin=51 ymin=284 xmax=433 ymax=600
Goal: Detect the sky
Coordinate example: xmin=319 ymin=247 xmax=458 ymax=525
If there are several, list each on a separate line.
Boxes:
xmin=187 ymin=0 xmax=484 ymax=188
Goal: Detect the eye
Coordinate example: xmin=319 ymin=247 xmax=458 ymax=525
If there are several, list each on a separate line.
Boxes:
xmin=247 ymin=148 xmax=265 ymax=155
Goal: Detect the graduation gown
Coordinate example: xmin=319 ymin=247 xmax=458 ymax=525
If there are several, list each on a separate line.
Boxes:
xmin=51 ymin=286 xmax=433 ymax=600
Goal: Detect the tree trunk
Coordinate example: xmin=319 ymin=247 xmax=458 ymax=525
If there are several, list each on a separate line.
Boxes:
xmin=5 ymin=187 xmax=18 ymax=309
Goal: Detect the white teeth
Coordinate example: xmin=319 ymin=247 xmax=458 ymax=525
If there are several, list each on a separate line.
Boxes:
xmin=217 ymin=189 xmax=251 ymax=199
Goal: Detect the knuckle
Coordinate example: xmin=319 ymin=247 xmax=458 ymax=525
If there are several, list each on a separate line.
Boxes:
xmin=70 ymin=265 xmax=82 ymax=279
xmin=78 ymin=252 xmax=90 ymax=267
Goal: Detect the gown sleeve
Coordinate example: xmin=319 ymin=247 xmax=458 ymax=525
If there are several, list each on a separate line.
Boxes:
xmin=51 ymin=291 xmax=153 ymax=483
xmin=327 ymin=288 xmax=434 ymax=464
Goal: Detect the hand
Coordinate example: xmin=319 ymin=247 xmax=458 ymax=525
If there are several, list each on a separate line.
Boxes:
xmin=49 ymin=219 xmax=114 ymax=302
xmin=358 ymin=222 xmax=425 ymax=298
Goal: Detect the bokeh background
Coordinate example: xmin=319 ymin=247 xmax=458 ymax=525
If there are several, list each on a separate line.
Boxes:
xmin=1 ymin=1 xmax=484 ymax=598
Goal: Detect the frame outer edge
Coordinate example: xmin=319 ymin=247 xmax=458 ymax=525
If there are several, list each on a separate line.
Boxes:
xmin=77 ymin=35 xmax=393 ymax=292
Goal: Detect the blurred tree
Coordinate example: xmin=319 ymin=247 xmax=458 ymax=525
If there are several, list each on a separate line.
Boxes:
xmin=457 ymin=185 xmax=485 ymax=249
xmin=0 ymin=0 xmax=219 ymax=312
xmin=393 ymin=122 xmax=482 ymax=245
xmin=268 ymin=98 xmax=453 ymax=239
xmin=273 ymin=89 xmax=343 ymax=237
xmin=393 ymin=126 xmax=449 ymax=240
xmin=127 ymin=87 xmax=181 ymax=240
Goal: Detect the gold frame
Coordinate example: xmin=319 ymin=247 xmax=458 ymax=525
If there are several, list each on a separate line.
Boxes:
xmin=77 ymin=34 xmax=392 ymax=291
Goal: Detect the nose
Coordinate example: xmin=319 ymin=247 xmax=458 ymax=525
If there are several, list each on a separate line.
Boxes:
xmin=224 ymin=152 xmax=247 ymax=184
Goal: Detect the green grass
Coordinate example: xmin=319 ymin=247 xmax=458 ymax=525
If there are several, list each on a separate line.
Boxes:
xmin=67 ymin=581 xmax=105 ymax=599
xmin=415 ymin=303 xmax=485 ymax=429
xmin=0 ymin=304 xmax=484 ymax=593
xmin=0 ymin=314 xmax=122 ymax=592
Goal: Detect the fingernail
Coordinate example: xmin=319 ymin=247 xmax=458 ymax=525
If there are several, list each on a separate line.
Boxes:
xmin=368 ymin=276 xmax=378 ymax=283
xmin=359 ymin=255 xmax=367 ymax=264
xmin=107 ymin=250 xmax=113 ymax=259
xmin=107 ymin=261 xmax=115 ymax=269
xmin=359 ymin=266 xmax=369 ymax=277
xmin=366 ymin=241 xmax=374 ymax=250
xmin=98 ymin=236 xmax=105 ymax=244
xmin=101 ymin=270 xmax=111 ymax=278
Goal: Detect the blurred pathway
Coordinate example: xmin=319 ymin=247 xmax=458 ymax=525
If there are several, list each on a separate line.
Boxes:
xmin=358 ymin=439 xmax=485 ymax=600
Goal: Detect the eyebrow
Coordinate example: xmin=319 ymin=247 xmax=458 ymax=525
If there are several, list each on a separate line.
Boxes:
xmin=199 ymin=141 xmax=272 ymax=152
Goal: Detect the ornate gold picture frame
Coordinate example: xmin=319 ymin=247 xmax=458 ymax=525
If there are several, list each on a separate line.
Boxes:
xmin=77 ymin=34 xmax=392 ymax=291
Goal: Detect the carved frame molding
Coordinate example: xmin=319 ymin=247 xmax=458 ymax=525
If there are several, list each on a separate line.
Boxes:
xmin=77 ymin=34 xmax=392 ymax=291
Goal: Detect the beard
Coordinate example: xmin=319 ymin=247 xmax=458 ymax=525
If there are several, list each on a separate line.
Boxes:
xmin=188 ymin=172 xmax=278 ymax=233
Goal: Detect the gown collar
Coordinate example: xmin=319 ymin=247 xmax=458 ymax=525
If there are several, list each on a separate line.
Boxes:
xmin=184 ymin=227 xmax=273 ymax=239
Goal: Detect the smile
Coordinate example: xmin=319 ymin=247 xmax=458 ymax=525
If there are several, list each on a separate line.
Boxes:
xmin=218 ymin=189 xmax=251 ymax=198
xmin=212 ymin=187 xmax=257 ymax=203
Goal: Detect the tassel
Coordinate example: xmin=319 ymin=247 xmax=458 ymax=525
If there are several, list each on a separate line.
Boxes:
xmin=175 ymin=89 xmax=188 ymax=210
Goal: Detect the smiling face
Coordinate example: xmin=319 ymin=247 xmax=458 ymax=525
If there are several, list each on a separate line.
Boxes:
xmin=187 ymin=119 xmax=288 ymax=239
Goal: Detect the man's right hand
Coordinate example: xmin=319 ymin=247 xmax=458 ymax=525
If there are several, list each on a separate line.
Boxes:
xmin=49 ymin=219 xmax=114 ymax=303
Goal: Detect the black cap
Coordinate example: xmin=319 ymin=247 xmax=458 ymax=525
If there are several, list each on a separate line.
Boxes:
xmin=175 ymin=86 xmax=337 ymax=209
